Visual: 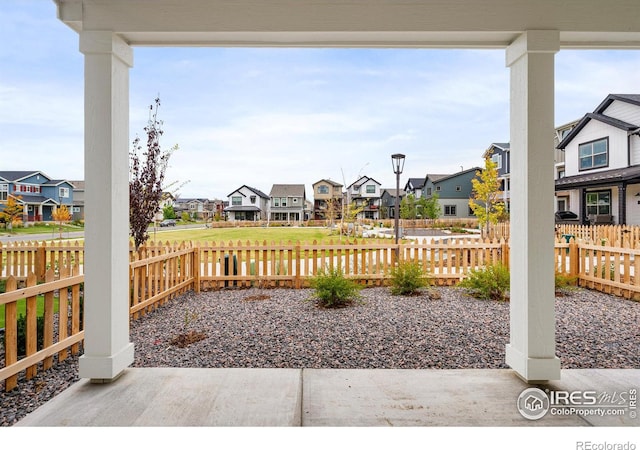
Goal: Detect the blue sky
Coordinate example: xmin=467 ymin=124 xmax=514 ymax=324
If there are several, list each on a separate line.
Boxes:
xmin=2 ymin=1 xmax=640 ymax=201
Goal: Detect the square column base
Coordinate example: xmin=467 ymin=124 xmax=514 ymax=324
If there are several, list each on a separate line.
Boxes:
xmin=79 ymin=342 xmax=135 ymax=383
xmin=505 ymin=344 xmax=561 ymax=383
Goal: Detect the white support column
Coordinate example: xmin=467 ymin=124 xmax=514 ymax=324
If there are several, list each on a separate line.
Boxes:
xmin=78 ymin=31 xmax=134 ymax=382
xmin=505 ymin=31 xmax=561 ymax=382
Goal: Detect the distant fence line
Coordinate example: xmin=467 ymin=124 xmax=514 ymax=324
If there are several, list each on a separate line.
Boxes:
xmin=2 ymin=231 xmax=640 ymax=390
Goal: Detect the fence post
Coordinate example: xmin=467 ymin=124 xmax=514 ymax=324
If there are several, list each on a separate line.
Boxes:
xmin=4 ymin=276 xmax=18 ymax=391
xmin=35 ymin=244 xmax=46 ymax=282
xmin=500 ymin=238 xmax=509 ymax=267
xmin=294 ymin=241 xmax=301 ymax=289
xmin=568 ymin=238 xmax=579 ymax=281
xmin=193 ymin=244 xmax=201 ymax=293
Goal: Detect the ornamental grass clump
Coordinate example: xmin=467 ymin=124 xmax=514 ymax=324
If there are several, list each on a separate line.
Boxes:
xmin=459 ymin=262 xmax=510 ymax=301
xmin=308 ymin=266 xmax=362 ymax=308
xmin=388 ymin=261 xmax=431 ymax=296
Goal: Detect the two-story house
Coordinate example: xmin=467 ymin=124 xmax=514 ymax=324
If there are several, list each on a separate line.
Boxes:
xmin=312 ymin=179 xmax=343 ymax=221
xmin=421 ymin=174 xmax=451 ymax=198
xmin=483 ymin=143 xmax=511 ymax=211
xmin=69 ymin=180 xmax=85 ymax=221
xmin=423 ymin=168 xmax=481 ymax=219
xmin=404 ymin=177 xmax=426 ymax=197
xmin=225 ymin=185 xmax=269 ymax=221
xmin=269 ymin=184 xmax=306 ymax=222
xmin=555 ymin=94 xmax=640 ymax=225
xmin=380 ymin=188 xmax=405 ymax=219
xmin=346 ymin=176 xmax=382 ymax=220
xmin=0 ymin=171 xmax=74 ymax=222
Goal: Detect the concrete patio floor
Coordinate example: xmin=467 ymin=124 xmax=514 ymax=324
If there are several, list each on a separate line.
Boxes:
xmin=15 ymin=368 xmax=639 ymax=427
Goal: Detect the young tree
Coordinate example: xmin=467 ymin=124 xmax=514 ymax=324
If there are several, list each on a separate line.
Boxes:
xmin=52 ymin=205 xmax=72 ymax=239
xmin=0 ymin=196 xmax=24 ymax=232
xmin=400 ymin=193 xmax=418 ymax=220
xmin=469 ymin=156 xmax=505 ymax=236
xmin=419 ymin=194 xmax=441 ymax=220
xmin=129 ymin=97 xmax=176 ymax=251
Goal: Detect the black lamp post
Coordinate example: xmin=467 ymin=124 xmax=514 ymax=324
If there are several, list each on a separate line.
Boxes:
xmin=391 ymin=153 xmax=405 ymax=250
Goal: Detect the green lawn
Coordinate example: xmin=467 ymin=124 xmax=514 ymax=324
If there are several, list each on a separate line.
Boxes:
xmin=0 ymin=296 xmax=59 ymax=329
xmin=146 ymin=226 xmax=351 ymax=244
xmin=1 ymin=223 xmax=83 ymax=236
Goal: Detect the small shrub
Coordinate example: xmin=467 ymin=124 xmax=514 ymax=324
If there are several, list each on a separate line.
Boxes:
xmin=459 ymin=263 xmax=510 ymax=301
xmin=555 ymin=271 xmax=578 ymax=294
xmin=309 ymin=266 xmax=362 ymax=308
xmin=388 ymin=261 xmax=430 ymax=295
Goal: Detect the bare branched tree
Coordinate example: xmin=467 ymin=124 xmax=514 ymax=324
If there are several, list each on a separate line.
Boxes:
xmin=129 ymin=97 xmax=173 ymax=251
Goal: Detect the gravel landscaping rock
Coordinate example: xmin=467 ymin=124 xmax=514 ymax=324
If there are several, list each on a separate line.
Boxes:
xmin=1 ymin=286 xmax=638 ymax=426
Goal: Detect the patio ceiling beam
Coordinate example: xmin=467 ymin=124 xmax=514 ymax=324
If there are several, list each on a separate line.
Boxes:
xmin=55 ymin=0 xmax=640 ymax=49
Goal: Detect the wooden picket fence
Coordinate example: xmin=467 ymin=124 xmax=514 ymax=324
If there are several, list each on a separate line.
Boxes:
xmin=197 ymin=237 xmax=508 ymax=289
xmin=0 ymin=265 xmax=84 ymax=392
xmin=129 ymin=241 xmax=199 ymax=320
xmin=555 ymin=223 xmax=640 ymax=248
xmin=3 ymin=233 xmax=640 ymax=391
xmin=0 ymin=241 xmax=83 ymax=281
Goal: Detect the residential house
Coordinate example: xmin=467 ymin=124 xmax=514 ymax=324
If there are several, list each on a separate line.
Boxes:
xmin=483 ymin=143 xmax=511 ymax=211
xmin=346 ymin=176 xmax=382 ymax=220
xmin=555 ymin=94 xmax=640 ymax=225
xmin=69 ymin=180 xmax=85 ymax=221
xmin=312 ymin=179 xmax=343 ymax=221
xmin=269 ymin=184 xmax=306 ymax=222
xmin=380 ymin=188 xmax=405 ymax=219
xmin=173 ymin=198 xmax=212 ymax=220
xmin=421 ymin=173 xmax=451 ymax=198
xmin=224 ymin=185 xmax=269 ymax=221
xmin=423 ymin=168 xmax=481 ymax=219
xmin=404 ymin=177 xmax=426 ymax=197
xmin=552 ymin=119 xmax=580 ymax=213
xmin=0 ymin=171 xmax=74 ymax=222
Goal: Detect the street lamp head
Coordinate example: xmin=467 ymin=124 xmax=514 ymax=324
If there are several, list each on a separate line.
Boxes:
xmin=391 ymin=153 xmax=406 ymax=175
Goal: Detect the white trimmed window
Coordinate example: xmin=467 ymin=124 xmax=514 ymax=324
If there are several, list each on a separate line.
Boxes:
xmin=444 ymin=205 xmax=456 ymax=216
xmin=232 ymin=196 xmax=242 ymax=206
xmin=579 ymin=138 xmax=608 ymax=170
xmin=59 ymin=187 xmax=70 ymax=198
xmin=0 ymin=184 xmax=7 ymax=201
xmin=491 ymin=153 xmax=502 ymax=169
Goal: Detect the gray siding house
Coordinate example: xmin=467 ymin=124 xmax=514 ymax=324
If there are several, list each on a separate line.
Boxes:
xmin=424 ymin=168 xmax=481 ymax=219
xmin=269 ymin=184 xmax=306 ymax=222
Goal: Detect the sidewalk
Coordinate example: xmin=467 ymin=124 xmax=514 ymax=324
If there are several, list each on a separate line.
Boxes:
xmin=15 ymin=368 xmax=639 ymax=427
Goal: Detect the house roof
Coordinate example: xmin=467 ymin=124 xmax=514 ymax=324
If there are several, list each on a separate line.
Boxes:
xmin=382 ymin=188 xmax=406 ymax=198
xmin=227 ymin=185 xmax=269 ymax=199
xmin=483 ymin=142 xmax=510 ymax=158
xmin=405 ymin=177 xmax=426 ymax=190
xmin=42 ymin=179 xmax=71 ymax=187
xmin=175 ymin=198 xmax=208 ymax=204
xmin=0 ymin=171 xmax=49 ymax=182
xmin=555 ymin=165 xmax=640 ymax=190
xmin=347 ymin=176 xmax=381 ymax=189
xmin=433 ymin=167 xmax=481 ymax=184
xmin=269 ymin=184 xmax=305 ymax=197
xmin=69 ymin=181 xmax=85 ymax=190
xmin=557 ymin=94 xmax=640 ymax=149
xmin=313 ymin=179 xmax=343 ymax=188
xmin=12 ymin=194 xmax=59 ymax=205
xmin=223 ymin=205 xmax=262 ymax=212
xmin=425 ymin=174 xmax=451 ymax=183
